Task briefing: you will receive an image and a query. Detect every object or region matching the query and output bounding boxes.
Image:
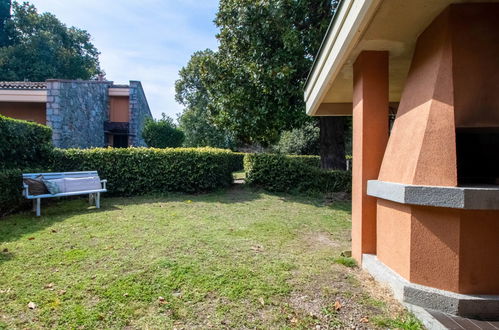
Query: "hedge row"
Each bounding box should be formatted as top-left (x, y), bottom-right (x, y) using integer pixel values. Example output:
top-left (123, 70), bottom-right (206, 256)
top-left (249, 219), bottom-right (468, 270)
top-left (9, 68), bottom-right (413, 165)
top-left (287, 155), bottom-right (321, 168)
top-left (49, 147), bottom-right (235, 195)
top-left (0, 115), bottom-right (52, 169)
top-left (244, 153), bottom-right (351, 194)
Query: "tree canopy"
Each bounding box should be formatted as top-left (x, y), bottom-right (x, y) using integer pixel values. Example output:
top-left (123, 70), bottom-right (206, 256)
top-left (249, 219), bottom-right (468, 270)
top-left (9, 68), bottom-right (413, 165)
top-left (186, 0), bottom-right (337, 146)
top-left (0, 1), bottom-right (101, 81)
top-left (176, 50), bottom-right (235, 149)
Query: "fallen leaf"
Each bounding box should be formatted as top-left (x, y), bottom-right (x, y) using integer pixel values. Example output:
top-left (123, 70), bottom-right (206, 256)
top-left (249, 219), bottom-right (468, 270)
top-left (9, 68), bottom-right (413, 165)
top-left (44, 283), bottom-right (54, 289)
top-left (28, 237), bottom-right (35, 241)
top-left (250, 245), bottom-right (264, 252)
top-left (28, 302), bottom-right (36, 309)
top-left (360, 316), bottom-right (369, 323)
top-left (334, 300), bottom-right (342, 311)
top-left (258, 297), bottom-right (265, 306)
top-left (290, 317), bottom-right (298, 324)
top-left (2, 248), bottom-right (8, 253)
top-left (123, 293), bottom-right (129, 297)
top-left (58, 290), bottom-right (66, 295)
top-left (51, 229), bottom-right (57, 233)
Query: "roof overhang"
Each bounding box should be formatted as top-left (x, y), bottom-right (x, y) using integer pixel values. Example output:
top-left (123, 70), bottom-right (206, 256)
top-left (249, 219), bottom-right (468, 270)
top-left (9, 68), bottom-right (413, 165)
top-left (304, 0), bottom-right (499, 116)
top-left (0, 89), bottom-right (47, 103)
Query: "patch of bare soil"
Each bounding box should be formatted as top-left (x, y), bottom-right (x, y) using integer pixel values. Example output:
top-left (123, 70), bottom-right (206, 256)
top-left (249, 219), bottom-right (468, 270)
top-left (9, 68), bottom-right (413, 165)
top-left (287, 265), bottom-right (409, 329)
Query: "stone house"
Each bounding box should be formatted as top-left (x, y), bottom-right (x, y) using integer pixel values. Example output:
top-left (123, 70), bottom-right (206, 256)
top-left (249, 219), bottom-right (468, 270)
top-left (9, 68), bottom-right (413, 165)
top-left (0, 79), bottom-right (152, 148)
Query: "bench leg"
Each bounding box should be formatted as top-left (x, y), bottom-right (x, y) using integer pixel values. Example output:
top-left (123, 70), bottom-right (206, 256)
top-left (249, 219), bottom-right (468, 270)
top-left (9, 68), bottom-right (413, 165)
top-left (96, 192), bottom-right (101, 209)
top-left (89, 193), bottom-right (95, 205)
top-left (35, 198), bottom-right (41, 217)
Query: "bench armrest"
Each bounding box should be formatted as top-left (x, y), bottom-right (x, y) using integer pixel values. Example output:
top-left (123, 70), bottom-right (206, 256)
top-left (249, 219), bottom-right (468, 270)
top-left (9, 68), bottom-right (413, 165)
top-left (101, 179), bottom-right (107, 190)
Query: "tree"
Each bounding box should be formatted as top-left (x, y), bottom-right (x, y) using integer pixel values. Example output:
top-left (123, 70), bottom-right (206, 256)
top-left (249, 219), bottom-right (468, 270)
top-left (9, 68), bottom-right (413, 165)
top-left (0, 1), bottom-right (101, 81)
top-left (202, 0), bottom-right (337, 147)
top-left (274, 119), bottom-right (319, 155)
top-left (0, 0), bottom-right (10, 46)
top-left (142, 114), bottom-right (185, 148)
top-left (176, 50), bottom-right (235, 149)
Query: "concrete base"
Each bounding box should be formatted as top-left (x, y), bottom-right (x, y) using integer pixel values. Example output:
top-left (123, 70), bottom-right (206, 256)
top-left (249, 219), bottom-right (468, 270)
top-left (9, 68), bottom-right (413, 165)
top-left (362, 254), bottom-right (499, 321)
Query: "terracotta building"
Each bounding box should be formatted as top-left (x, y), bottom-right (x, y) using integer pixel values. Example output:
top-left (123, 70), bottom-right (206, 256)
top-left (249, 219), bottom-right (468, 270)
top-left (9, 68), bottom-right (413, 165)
top-left (305, 0), bottom-right (499, 325)
top-left (0, 79), bottom-right (152, 148)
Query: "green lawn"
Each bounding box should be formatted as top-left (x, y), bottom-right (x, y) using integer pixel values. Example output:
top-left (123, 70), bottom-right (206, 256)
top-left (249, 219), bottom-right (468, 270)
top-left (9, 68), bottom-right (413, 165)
top-left (0, 186), bottom-right (421, 329)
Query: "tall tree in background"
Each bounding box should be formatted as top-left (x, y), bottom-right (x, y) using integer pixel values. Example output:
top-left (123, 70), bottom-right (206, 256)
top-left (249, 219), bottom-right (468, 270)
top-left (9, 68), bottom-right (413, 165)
top-left (175, 50), bottom-right (235, 149)
top-left (0, 1), bottom-right (101, 81)
top-left (0, 0), bottom-right (10, 46)
top-left (178, 0), bottom-right (347, 169)
top-left (205, 0), bottom-right (337, 147)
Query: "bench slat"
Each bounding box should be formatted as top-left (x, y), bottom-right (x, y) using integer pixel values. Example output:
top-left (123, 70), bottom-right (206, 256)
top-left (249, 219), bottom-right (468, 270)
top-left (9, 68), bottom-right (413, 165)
top-left (25, 189), bottom-right (107, 199)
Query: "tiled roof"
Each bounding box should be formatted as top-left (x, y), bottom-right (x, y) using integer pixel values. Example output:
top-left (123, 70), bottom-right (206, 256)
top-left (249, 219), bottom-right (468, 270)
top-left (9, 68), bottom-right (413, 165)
top-left (0, 81), bottom-right (47, 90)
top-left (111, 84), bottom-right (129, 88)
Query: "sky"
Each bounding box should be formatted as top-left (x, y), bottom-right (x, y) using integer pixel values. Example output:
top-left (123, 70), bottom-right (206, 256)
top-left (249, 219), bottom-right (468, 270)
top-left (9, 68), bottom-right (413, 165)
top-left (28, 0), bottom-right (220, 120)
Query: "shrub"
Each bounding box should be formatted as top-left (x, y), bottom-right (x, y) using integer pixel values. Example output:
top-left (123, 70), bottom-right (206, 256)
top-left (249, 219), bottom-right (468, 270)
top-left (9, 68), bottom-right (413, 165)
top-left (0, 115), bottom-right (52, 169)
top-left (50, 147), bottom-right (235, 195)
top-left (287, 155), bottom-right (321, 168)
top-left (0, 169), bottom-right (24, 217)
top-left (244, 153), bottom-right (351, 194)
top-left (274, 121), bottom-right (319, 155)
top-left (142, 114), bottom-right (185, 148)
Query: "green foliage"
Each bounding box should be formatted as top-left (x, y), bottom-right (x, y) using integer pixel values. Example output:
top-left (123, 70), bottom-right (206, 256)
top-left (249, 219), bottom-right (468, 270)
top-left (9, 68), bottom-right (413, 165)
top-left (0, 1), bottom-right (101, 81)
top-left (244, 153), bottom-right (351, 194)
top-left (333, 257), bottom-right (357, 268)
top-left (142, 114), bottom-right (185, 148)
top-left (0, 115), bottom-right (52, 169)
top-left (177, 0), bottom-right (337, 145)
top-left (372, 315), bottom-right (423, 330)
top-left (274, 120), bottom-right (320, 155)
top-left (0, 168), bottom-right (24, 216)
top-left (287, 155), bottom-right (321, 168)
top-left (50, 147), bottom-right (235, 195)
top-left (0, 0), bottom-right (10, 46)
top-left (176, 50), bottom-right (235, 149)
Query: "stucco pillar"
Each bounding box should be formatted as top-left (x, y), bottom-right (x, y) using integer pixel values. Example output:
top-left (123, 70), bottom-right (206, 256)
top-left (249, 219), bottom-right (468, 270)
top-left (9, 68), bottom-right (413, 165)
top-left (351, 51), bottom-right (389, 263)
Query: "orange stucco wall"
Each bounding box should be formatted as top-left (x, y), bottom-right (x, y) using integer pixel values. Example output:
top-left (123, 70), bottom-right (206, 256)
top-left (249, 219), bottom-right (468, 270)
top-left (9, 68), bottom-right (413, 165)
top-left (0, 102), bottom-right (46, 125)
top-left (459, 210), bottom-right (499, 294)
top-left (351, 51), bottom-right (389, 263)
top-left (109, 96), bottom-right (129, 122)
top-left (376, 200), bottom-right (411, 280)
top-left (377, 7), bottom-right (456, 187)
top-left (374, 4), bottom-right (499, 295)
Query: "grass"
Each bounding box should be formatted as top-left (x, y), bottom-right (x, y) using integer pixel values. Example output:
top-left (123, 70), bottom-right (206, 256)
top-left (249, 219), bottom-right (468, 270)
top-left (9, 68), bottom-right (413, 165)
top-left (0, 185), bottom-right (422, 329)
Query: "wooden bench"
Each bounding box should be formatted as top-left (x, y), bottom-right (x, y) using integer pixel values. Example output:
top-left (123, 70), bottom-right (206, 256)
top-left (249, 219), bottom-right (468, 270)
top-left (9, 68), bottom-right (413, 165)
top-left (22, 171), bottom-right (107, 217)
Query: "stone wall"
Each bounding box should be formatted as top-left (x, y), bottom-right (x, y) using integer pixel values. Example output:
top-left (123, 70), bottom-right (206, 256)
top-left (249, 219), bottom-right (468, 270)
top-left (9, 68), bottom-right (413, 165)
top-left (46, 80), bottom-right (112, 148)
top-left (129, 81), bottom-right (152, 146)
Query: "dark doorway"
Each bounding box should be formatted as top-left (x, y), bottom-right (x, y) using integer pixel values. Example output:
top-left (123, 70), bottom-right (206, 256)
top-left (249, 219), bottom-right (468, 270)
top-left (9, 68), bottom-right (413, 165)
top-left (456, 128), bottom-right (499, 185)
top-left (113, 135), bottom-right (129, 148)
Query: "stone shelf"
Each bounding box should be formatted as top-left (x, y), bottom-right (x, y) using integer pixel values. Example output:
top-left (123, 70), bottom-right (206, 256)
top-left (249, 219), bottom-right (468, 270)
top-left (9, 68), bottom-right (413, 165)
top-left (367, 180), bottom-right (499, 210)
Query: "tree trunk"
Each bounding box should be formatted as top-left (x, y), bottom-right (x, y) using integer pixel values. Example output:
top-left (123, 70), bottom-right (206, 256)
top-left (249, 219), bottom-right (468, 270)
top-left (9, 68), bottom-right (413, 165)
top-left (319, 116), bottom-right (346, 170)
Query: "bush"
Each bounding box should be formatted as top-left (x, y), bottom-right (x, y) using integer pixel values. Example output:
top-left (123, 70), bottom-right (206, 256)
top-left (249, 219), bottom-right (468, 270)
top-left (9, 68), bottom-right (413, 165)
top-left (0, 169), bottom-right (25, 216)
top-left (287, 155), bottom-right (321, 168)
top-left (0, 115), bottom-right (52, 169)
top-left (50, 147), bottom-right (235, 195)
top-left (274, 121), bottom-right (319, 155)
top-left (244, 153), bottom-right (351, 194)
top-left (142, 114), bottom-right (185, 148)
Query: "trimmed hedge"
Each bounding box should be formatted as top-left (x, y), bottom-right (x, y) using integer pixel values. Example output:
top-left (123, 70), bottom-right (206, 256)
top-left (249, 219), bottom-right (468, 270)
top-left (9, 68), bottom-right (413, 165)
top-left (244, 153), bottom-right (351, 194)
top-left (287, 155), bottom-right (321, 168)
top-left (0, 115), bottom-right (52, 169)
top-left (50, 147), bottom-right (235, 195)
